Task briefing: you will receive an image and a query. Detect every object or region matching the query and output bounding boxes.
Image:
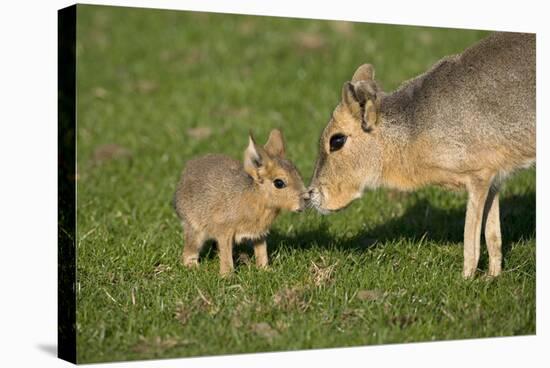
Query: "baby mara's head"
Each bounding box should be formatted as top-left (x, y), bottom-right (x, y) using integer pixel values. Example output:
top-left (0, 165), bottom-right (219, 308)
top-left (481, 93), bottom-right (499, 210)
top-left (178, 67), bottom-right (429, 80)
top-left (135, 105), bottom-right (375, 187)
top-left (244, 129), bottom-right (307, 212)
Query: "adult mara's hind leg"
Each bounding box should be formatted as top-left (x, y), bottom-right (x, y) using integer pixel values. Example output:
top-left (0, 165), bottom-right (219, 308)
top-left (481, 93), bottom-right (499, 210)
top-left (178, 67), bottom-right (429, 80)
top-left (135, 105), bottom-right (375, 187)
top-left (483, 185), bottom-right (502, 276)
top-left (463, 176), bottom-right (492, 278)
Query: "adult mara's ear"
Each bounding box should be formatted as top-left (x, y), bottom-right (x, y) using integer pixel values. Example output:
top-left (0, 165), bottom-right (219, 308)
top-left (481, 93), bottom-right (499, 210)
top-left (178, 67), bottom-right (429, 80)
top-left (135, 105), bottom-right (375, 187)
top-left (341, 79), bottom-right (380, 132)
top-left (342, 81), bottom-right (362, 118)
top-left (244, 133), bottom-right (270, 182)
top-left (355, 80), bottom-right (380, 131)
top-left (264, 129), bottom-right (286, 158)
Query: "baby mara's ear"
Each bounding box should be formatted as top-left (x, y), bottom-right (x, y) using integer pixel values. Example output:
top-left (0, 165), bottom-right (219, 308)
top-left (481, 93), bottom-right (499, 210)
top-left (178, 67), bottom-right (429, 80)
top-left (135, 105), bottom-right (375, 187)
top-left (351, 63), bottom-right (375, 83)
top-left (244, 133), bottom-right (272, 183)
top-left (264, 129), bottom-right (285, 158)
top-left (342, 63), bottom-right (381, 132)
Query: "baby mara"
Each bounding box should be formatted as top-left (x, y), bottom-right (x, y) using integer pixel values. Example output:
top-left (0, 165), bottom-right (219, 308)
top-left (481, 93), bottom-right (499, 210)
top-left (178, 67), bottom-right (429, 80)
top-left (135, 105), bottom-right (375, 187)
top-left (174, 129), bottom-right (307, 276)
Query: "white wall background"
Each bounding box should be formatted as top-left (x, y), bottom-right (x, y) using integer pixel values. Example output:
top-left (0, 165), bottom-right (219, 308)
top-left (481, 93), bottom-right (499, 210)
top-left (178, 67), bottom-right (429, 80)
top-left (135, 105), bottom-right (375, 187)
top-left (0, 0), bottom-right (547, 367)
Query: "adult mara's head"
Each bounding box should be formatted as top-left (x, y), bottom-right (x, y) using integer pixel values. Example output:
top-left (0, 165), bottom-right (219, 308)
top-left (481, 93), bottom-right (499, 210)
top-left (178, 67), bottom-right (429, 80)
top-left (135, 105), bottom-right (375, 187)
top-left (309, 64), bottom-right (384, 213)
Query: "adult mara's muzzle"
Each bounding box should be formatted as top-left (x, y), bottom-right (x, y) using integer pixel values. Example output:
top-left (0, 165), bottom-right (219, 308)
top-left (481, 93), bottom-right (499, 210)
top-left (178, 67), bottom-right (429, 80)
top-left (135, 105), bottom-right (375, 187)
top-left (306, 186), bottom-right (333, 215)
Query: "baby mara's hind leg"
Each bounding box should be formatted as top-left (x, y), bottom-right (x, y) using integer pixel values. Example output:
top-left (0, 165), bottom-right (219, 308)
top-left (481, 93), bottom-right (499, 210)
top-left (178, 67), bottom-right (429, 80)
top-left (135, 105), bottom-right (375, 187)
top-left (217, 233), bottom-right (235, 277)
top-left (181, 222), bottom-right (206, 268)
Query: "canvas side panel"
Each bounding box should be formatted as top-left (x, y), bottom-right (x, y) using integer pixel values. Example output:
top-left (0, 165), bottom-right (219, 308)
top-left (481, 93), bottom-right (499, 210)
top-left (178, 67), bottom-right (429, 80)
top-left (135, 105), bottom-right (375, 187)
top-left (58, 4), bottom-right (77, 364)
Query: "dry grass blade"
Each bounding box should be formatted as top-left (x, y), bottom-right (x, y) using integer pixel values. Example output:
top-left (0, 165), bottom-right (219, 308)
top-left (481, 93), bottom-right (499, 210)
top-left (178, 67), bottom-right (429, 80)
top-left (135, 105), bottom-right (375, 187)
top-left (132, 336), bottom-right (192, 354)
top-left (296, 31), bottom-right (326, 50)
top-left (273, 286), bottom-right (309, 312)
top-left (356, 289), bottom-right (384, 302)
top-left (153, 264), bottom-right (171, 277)
top-left (92, 86), bottom-right (108, 98)
top-left (310, 256), bottom-right (338, 286)
top-left (389, 315), bottom-right (418, 328)
top-left (341, 308), bottom-right (366, 322)
top-left (175, 288), bottom-right (220, 327)
top-left (186, 126), bottom-right (212, 140)
top-left (329, 21), bottom-right (354, 35)
top-left (174, 302), bottom-right (193, 325)
top-left (92, 144), bottom-right (132, 165)
top-left (195, 286), bottom-right (212, 306)
top-left (135, 79), bottom-right (158, 94)
top-left (251, 322), bottom-right (280, 343)
top-left (103, 289), bottom-right (120, 305)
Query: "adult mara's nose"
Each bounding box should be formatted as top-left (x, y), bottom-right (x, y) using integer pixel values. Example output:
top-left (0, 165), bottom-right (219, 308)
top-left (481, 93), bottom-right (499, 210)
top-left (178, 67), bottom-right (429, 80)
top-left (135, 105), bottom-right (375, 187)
top-left (307, 187), bottom-right (318, 198)
top-left (296, 190), bottom-right (310, 211)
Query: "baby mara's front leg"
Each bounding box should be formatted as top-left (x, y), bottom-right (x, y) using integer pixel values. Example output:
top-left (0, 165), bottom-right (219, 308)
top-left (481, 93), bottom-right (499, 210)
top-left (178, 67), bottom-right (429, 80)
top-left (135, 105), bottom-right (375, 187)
top-left (253, 238), bottom-right (269, 268)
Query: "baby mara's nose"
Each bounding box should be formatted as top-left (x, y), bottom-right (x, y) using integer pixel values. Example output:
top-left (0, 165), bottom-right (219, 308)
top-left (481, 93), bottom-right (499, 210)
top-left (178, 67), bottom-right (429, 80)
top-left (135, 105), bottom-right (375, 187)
top-left (296, 189), bottom-right (315, 211)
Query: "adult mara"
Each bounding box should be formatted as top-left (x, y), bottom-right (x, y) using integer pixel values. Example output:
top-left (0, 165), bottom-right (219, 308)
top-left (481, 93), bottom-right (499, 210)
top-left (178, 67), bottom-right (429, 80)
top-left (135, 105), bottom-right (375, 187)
top-left (308, 32), bottom-right (535, 278)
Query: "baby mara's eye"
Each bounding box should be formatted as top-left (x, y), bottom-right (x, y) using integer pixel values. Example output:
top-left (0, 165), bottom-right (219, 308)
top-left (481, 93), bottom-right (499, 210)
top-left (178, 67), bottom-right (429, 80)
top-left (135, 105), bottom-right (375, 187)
top-left (273, 179), bottom-right (286, 189)
top-left (329, 133), bottom-right (347, 152)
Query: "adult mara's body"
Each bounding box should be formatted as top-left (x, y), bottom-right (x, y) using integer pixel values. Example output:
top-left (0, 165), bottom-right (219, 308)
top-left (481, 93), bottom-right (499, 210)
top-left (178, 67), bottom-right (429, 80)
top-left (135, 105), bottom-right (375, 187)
top-left (308, 32), bottom-right (535, 278)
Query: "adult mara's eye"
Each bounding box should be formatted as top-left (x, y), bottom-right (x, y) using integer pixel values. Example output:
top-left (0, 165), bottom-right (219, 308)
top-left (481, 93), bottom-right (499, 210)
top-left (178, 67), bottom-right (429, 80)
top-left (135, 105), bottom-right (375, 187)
top-left (273, 179), bottom-right (286, 189)
top-left (329, 133), bottom-right (347, 152)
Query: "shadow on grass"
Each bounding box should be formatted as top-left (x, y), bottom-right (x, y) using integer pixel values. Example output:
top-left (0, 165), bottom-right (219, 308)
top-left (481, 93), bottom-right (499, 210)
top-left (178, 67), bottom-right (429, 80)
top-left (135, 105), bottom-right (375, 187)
top-left (269, 191), bottom-right (536, 259)
top-left (194, 192), bottom-right (534, 271)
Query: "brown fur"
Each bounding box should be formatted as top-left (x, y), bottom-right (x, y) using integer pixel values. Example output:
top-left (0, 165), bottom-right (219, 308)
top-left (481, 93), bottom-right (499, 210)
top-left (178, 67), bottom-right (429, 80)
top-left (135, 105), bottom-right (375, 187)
top-left (309, 32), bottom-right (535, 278)
top-left (174, 129), bottom-right (307, 276)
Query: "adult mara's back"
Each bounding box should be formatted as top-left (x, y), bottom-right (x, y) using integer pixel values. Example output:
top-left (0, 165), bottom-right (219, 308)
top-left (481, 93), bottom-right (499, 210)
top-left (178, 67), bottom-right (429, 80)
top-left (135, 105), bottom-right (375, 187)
top-left (308, 32), bottom-right (535, 278)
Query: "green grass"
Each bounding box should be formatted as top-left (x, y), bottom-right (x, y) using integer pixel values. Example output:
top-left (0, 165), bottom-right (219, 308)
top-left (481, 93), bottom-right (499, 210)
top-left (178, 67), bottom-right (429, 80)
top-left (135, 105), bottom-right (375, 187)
top-left (75, 5), bottom-right (535, 364)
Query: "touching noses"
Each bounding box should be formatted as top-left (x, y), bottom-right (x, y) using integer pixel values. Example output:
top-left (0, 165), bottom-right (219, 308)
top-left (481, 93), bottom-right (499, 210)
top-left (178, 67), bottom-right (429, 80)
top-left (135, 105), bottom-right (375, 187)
top-left (307, 187), bottom-right (319, 199)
